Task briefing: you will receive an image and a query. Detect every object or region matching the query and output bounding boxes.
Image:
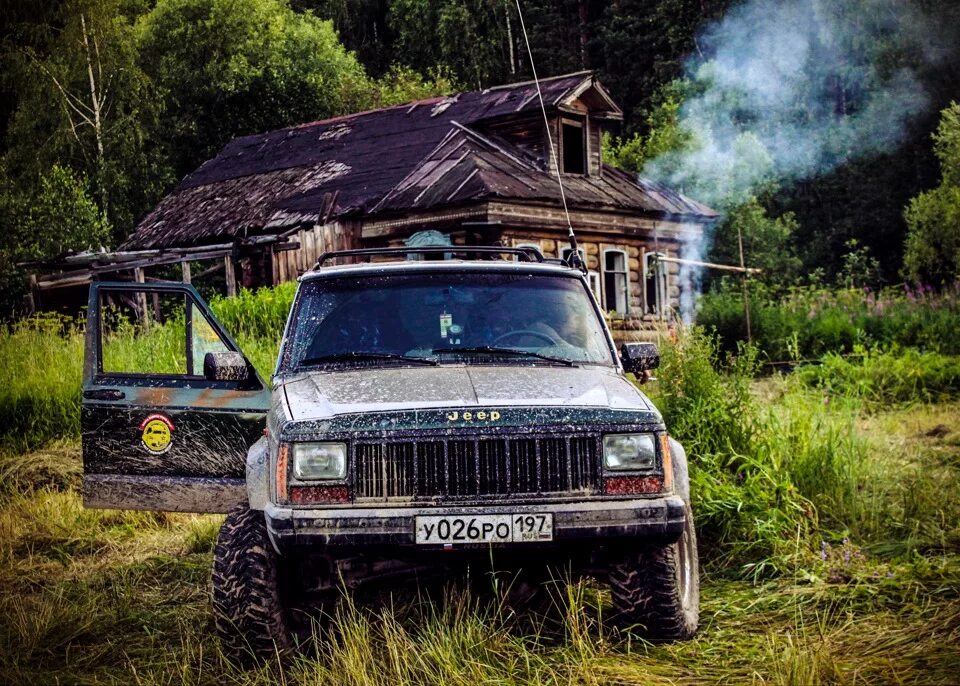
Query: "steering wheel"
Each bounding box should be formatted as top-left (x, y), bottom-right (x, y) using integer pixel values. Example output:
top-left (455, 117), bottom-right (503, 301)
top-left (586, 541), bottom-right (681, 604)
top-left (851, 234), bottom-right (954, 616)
top-left (492, 329), bottom-right (559, 347)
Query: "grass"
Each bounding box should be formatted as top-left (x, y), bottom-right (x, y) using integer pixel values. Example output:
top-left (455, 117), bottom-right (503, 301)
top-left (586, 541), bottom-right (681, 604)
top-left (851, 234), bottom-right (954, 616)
top-left (698, 282), bottom-right (960, 360)
top-left (1, 285), bottom-right (959, 681)
top-left (1, 372), bottom-right (958, 682)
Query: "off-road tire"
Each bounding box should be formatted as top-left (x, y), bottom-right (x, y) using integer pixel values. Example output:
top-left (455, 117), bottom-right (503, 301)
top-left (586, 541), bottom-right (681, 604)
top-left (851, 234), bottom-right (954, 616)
top-left (608, 512), bottom-right (699, 640)
top-left (212, 505), bottom-right (292, 666)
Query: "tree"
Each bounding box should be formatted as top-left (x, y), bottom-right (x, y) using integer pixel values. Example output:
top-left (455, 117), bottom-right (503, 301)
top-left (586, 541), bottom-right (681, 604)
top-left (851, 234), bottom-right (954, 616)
top-left (0, 163), bottom-right (111, 317)
top-left (2, 0), bottom-right (167, 241)
top-left (137, 0), bottom-right (374, 178)
top-left (388, 0), bottom-right (515, 91)
top-left (902, 102), bottom-right (960, 286)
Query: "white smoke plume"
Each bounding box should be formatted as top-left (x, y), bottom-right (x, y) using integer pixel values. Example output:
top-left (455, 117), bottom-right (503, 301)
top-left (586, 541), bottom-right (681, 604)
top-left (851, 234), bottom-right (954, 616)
top-left (642, 0), bottom-right (954, 322)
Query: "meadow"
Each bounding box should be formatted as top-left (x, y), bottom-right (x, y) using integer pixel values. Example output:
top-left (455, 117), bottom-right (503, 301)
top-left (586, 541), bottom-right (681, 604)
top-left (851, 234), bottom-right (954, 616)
top-left (0, 284), bottom-right (958, 684)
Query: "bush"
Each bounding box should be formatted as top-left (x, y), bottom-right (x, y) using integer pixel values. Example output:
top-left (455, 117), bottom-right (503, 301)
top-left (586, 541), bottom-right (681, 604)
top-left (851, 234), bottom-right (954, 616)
top-left (647, 329), bottom-right (920, 577)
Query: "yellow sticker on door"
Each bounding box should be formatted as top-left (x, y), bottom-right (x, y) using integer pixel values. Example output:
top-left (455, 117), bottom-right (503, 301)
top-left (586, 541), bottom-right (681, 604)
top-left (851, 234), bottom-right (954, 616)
top-left (140, 414), bottom-right (174, 454)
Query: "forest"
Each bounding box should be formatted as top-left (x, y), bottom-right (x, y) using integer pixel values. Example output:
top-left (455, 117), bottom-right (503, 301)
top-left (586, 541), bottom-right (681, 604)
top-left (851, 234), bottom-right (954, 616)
top-left (1, 0), bottom-right (960, 316)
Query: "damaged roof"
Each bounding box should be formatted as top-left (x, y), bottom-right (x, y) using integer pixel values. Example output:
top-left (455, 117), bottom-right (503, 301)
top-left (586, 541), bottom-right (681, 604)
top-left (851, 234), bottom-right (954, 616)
top-left (123, 71), bottom-right (716, 250)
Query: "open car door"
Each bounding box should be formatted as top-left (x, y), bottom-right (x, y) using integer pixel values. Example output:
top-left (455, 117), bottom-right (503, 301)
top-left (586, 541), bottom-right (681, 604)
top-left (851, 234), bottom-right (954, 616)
top-left (81, 282), bottom-right (270, 513)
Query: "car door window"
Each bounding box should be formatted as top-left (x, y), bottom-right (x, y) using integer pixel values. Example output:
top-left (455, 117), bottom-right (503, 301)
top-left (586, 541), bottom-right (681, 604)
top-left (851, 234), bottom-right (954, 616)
top-left (98, 287), bottom-right (233, 377)
top-left (100, 289), bottom-right (189, 375)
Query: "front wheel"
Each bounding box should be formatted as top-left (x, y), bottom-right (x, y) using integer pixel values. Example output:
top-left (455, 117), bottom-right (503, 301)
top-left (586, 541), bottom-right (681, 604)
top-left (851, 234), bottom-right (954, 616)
top-left (211, 505), bottom-right (293, 665)
top-left (608, 512), bottom-right (699, 640)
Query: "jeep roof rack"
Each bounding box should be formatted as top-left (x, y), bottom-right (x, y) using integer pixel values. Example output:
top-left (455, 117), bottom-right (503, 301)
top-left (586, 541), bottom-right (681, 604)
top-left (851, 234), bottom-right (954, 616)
top-left (312, 245), bottom-right (545, 269)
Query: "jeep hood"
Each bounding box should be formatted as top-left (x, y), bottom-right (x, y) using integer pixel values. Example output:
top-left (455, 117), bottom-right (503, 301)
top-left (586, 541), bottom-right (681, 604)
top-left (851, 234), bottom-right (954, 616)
top-left (280, 365), bottom-right (655, 422)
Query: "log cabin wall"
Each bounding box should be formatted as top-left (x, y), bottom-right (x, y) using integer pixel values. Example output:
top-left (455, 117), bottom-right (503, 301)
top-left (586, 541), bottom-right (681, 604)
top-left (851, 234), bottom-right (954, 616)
top-left (507, 230), bottom-right (685, 336)
top-left (271, 220), bottom-right (355, 283)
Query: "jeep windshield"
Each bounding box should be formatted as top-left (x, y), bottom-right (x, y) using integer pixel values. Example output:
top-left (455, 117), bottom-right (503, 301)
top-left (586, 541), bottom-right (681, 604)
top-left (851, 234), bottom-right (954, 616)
top-left (282, 271), bottom-right (615, 370)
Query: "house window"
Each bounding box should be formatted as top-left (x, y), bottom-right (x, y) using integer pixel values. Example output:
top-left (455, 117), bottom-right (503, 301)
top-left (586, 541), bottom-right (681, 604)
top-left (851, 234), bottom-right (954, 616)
top-left (587, 271), bottom-right (601, 303)
top-left (644, 252), bottom-right (668, 316)
top-left (603, 249), bottom-right (629, 315)
top-left (561, 118), bottom-right (586, 174)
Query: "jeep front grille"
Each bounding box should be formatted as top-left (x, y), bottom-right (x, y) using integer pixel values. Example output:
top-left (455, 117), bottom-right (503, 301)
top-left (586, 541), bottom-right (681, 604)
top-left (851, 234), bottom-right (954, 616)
top-left (354, 435), bottom-right (600, 501)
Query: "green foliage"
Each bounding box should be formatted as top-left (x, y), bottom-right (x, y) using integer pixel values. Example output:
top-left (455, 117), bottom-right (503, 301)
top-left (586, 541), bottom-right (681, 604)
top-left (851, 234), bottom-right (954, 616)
top-left (0, 164), bottom-right (111, 318)
top-left (137, 0), bottom-right (373, 176)
top-left (799, 347), bottom-right (960, 405)
top-left (23, 165), bottom-right (112, 256)
top-left (698, 282), bottom-right (960, 360)
top-left (372, 65), bottom-right (460, 108)
top-left (207, 282), bottom-right (295, 341)
top-left (0, 316), bottom-right (85, 453)
top-left (387, 0), bottom-right (513, 91)
top-left (602, 90), bottom-right (692, 173)
top-left (650, 330), bottom-right (815, 576)
top-left (651, 328), bottom-right (960, 577)
top-left (708, 198), bottom-right (802, 289)
top-left (903, 102), bottom-right (960, 286)
top-left (2, 0), bottom-right (169, 238)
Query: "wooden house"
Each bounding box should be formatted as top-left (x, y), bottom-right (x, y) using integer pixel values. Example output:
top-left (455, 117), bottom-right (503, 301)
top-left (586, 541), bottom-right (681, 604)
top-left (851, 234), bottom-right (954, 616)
top-left (37, 72), bottom-right (717, 333)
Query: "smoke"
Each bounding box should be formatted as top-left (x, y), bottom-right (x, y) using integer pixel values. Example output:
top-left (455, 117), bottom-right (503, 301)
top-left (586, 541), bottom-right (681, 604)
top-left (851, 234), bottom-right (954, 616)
top-left (641, 0), bottom-right (954, 322)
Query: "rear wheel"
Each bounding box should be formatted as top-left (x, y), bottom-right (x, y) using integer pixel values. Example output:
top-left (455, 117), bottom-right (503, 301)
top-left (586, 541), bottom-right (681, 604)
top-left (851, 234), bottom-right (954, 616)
top-left (608, 512), bottom-right (699, 640)
top-left (212, 505), bottom-right (293, 665)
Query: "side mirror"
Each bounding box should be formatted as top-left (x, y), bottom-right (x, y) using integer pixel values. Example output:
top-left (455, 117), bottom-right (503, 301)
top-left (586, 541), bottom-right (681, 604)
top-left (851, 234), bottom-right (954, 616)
top-left (620, 342), bottom-right (660, 375)
top-left (203, 351), bottom-right (250, 382)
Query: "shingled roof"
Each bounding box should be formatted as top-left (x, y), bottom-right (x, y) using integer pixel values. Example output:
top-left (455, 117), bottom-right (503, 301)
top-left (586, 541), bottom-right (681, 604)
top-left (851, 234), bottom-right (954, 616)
top-left (123, 72), bottom-right (716, 250)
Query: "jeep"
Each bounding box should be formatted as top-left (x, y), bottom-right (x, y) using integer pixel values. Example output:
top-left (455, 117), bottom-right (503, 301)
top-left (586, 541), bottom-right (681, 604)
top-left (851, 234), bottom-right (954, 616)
top-left (81, 246), bottom-right (698, 663)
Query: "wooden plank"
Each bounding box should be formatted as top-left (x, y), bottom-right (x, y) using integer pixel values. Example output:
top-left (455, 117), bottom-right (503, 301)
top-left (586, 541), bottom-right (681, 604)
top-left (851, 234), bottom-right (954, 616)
top-left (657, 256), bottom-right (762, 274)
top-left (181, 261), bottom-right (191, 284)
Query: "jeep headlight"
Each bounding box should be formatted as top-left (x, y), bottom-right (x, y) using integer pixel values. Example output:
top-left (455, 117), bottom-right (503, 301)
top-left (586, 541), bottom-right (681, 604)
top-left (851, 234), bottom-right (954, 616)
top-left (292, 442), bottom-right (347, 480)
top-left (603, 433), bottom-right (657, 471)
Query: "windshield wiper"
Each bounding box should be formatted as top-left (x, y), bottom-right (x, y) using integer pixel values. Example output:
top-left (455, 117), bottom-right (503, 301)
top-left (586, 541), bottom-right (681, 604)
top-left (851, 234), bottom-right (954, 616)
top-left (432, 346), bottom-right (574, 366)
top-left (300, 351), bottom-right (439, 366)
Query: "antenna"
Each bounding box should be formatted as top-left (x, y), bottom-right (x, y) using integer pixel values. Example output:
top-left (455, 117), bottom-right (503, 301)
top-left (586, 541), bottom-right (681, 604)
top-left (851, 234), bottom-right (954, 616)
top-left (514, 0), bottom-right (586, 274)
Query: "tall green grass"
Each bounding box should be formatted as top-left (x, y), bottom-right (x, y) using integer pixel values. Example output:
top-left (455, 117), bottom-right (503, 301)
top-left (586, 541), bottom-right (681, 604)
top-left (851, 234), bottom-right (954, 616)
top-left (698, 281), bottom-right (960, 360)
top-left (799, 346), bottom-right (960, 404)
top-left (0, 316), bottom-right (84, 453)
top-left (649, 329), bottom-right (960, 577)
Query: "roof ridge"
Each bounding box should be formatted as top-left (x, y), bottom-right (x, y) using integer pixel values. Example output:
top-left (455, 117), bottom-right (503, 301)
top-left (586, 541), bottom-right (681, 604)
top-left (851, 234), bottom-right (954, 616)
top-left (480, 70), bottom-right (592, 93)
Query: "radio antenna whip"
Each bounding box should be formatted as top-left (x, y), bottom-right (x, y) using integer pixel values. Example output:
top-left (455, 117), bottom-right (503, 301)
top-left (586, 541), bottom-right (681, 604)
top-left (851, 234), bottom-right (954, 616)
top-left (514, 0), bottom-right (585, 273)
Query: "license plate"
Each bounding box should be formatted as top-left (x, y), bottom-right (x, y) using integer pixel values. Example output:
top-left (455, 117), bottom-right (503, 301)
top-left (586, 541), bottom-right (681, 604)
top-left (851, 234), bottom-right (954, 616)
top-left (415, 513), bottom-right (554, 544)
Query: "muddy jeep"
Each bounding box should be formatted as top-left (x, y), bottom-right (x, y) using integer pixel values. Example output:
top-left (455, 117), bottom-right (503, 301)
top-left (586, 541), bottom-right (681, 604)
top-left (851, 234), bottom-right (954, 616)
top-left (81, 246), bottom-right (698, 662)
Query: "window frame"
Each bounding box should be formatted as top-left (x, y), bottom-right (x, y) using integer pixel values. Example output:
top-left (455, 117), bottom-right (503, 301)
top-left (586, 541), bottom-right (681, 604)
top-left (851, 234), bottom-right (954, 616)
top-left (644, 251), bottom-right (669, 317)
top-left (560, 117), bottom-right (587, 175)
top-left (602, 248), bottom-right (630, 316)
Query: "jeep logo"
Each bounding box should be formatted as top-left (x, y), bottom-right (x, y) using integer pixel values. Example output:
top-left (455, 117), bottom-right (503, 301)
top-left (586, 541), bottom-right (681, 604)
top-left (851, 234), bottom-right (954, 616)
top-left (446, 410), bottom-right (501, 422)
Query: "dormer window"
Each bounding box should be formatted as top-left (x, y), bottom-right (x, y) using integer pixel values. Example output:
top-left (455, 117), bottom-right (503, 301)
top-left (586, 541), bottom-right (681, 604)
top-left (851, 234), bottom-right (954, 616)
top-left (561, 118), bottom-right (586, 174)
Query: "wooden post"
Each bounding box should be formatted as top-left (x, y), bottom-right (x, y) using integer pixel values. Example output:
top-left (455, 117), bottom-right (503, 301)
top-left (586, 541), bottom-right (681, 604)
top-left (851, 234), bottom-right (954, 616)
top-left (133, 267), bottom-right (149, 327)
top-left (181, 260), bottom-right (192, 284)
top-left (27, 274), bottom-right (39, 314)
top-left (736, 226), bottom-right (752, 344)
top-left (224, 255), bottom-right (236, 297)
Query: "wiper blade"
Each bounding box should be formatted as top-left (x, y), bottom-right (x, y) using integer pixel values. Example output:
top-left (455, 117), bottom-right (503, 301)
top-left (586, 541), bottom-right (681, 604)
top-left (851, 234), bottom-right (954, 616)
top-left (300, 351), bottom-right (439, 366)
top-left (432, 346), bottom-right (574, 366)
